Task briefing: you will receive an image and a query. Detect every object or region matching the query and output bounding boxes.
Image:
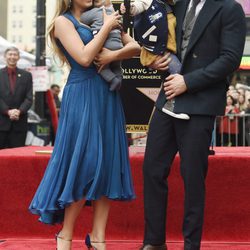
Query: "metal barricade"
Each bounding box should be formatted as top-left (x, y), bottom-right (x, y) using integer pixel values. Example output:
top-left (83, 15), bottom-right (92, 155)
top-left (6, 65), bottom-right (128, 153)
top-left (129, 114), bottom-right (250, 147)
top-left (214, 114), bottom-right (250, 146)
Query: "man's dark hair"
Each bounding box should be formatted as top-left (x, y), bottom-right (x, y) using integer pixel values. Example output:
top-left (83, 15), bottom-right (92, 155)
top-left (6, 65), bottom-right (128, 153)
top-left (51, 84), bottom-right (60, 89)
top-left (4, 46), bottom-right (20, 56)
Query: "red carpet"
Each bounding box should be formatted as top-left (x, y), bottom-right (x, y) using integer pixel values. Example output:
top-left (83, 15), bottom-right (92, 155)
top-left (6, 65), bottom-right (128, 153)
top-left (1, 239), bottom-right (250, 250)
top-left (0, 146), bottom-right (250, 245)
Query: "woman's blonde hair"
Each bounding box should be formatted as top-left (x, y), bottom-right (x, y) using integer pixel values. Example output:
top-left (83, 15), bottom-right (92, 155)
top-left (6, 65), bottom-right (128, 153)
top-left (47, 0), bottom-right (72, 64)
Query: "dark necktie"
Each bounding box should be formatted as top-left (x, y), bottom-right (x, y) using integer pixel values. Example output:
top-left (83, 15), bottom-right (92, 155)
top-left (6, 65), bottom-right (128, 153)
top-left (184, 0), bottom-right (201, 30)
top-left (8, 69), bottom-right (16, 94)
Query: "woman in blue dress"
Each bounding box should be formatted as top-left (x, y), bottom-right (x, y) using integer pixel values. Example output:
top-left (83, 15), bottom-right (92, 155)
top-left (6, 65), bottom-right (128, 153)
top-left (29, 0), bottom-right (140, 249)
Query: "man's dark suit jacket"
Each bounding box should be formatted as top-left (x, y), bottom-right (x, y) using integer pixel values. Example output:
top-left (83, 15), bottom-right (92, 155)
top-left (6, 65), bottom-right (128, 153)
top-left (155, 0), bottom-right (246, 116)
top-left (0, 67), bottom-right (33, 131)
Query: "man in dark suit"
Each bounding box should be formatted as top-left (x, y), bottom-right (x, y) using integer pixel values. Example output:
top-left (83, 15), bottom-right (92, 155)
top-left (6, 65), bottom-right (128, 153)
top-left (50, 84), bottom-right (61, 113)
top-left (141, 0), bottom-right (246, 249)
top-left (0, 47), bottom-right (33, 149)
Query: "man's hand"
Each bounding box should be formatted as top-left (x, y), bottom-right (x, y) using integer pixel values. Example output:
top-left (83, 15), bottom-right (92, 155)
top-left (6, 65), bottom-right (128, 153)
top-left (8, 109), bottom-right (21, 121)
top-left (14, 109), bottom-right (21, 120)
top-left (120, 3), bottom-right (126, 14)
top-left (7, 110), bottom-right (15, 120)
top-left (163, 74), bottom-right (187, 100)
top-left (148, 53), bottom-right (171, 71)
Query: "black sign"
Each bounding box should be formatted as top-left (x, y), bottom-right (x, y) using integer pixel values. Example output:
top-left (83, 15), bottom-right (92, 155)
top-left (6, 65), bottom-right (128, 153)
top-left (120, 58), bottom-right (162, 132)
top-left (113, 1), bottom-right (163, 132)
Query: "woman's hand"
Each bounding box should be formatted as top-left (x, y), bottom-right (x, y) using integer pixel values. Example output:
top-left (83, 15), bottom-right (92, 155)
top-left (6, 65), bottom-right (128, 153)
top-left (95, 32), bottom-right (140, 72)
top-left (148, 53), bottom-right (171, 71)
top-left (95, 48), bottom-right (115, 72)
top-left (120, 3), bottom-right (126, 14)
top-left (103, 8), bottom-right (122, 31)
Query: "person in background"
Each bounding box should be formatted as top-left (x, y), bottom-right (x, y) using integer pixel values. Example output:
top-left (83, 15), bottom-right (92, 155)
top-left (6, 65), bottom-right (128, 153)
top-left (48, 84), bottom-right (61, 145)
top-left (238, 93), bottom-right (247, 113)
top-left (0, 47), bottom-right (33, 149)
top-left (246, 99), bottom-right (250, 146)
top-left (238, 88), bottom-right (246, 97)
top-left (231, 90), bottom-right (240, 103)
top-left (246, 98), bottom-right (250, 114)
top-left (237, 93), bottom-right (248, 146)
top-left (50, 84), bottom-right (61, 113)
top-left (220, 95), bottom-right (240, 146)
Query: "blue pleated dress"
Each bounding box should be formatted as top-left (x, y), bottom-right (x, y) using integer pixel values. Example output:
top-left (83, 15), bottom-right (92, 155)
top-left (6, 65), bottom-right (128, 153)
top-left (29, 12), bottom-right (135, 225)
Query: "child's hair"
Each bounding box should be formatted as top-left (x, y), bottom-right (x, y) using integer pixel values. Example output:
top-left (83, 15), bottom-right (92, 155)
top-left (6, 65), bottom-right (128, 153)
top-left (93, 0), bottom-right (105, 7)
top-left (167, 0), bottom-right (175, 5)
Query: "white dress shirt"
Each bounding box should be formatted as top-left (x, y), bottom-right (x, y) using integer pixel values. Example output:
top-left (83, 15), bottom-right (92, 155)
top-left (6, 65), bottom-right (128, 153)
top-left (187, 0), bottom-right (206, 16)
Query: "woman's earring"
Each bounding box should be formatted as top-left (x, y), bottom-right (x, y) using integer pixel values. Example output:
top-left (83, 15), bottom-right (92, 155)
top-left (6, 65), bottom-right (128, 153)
top-left (68, 0), bottom-right (72, 8)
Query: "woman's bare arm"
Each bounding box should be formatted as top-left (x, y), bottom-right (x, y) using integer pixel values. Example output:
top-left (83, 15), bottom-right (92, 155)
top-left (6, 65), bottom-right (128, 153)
top-left (113, 32), bottom-right (141, 60)
top-left (95, 32), bottom-right (141, 67)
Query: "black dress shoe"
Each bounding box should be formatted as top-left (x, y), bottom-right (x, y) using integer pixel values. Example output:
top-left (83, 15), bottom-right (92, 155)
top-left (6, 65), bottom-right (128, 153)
top-left (139, 244), bottom-right (167, 250)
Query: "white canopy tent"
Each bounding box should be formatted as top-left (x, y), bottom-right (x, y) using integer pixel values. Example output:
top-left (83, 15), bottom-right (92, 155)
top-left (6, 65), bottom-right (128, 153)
top-left (0, 36), bottom-right (36, 69)
top-left (0, 36), bottom-right (51, 69)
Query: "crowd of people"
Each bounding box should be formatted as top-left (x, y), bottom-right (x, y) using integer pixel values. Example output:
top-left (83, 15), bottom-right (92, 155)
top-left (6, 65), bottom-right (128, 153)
top-left (217, 84), bottom-right (250, 146)
top-left (227, 84), bottom-right (250, 113)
